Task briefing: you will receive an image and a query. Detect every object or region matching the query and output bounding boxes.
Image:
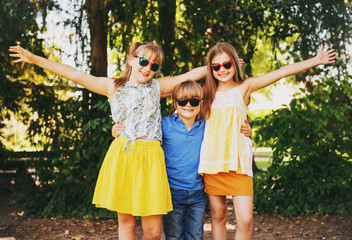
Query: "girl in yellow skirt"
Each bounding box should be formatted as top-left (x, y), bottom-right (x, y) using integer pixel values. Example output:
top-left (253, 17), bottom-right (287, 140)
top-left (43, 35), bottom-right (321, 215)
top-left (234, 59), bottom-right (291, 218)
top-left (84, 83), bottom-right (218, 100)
top-left (200, 42), bottom-right (336, 239)
top-left (9, 42), bottom-right (207, 239)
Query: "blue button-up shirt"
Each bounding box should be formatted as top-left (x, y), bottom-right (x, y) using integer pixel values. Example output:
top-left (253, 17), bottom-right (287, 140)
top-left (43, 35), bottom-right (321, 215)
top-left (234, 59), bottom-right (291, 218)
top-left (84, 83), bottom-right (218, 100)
top-left (161, 114), bottom-right (205, 190)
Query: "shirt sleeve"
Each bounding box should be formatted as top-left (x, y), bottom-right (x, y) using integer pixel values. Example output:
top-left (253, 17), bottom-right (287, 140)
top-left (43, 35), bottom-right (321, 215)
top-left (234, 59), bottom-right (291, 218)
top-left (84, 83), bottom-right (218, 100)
top-left (161, 117), bottom-right (168, 139)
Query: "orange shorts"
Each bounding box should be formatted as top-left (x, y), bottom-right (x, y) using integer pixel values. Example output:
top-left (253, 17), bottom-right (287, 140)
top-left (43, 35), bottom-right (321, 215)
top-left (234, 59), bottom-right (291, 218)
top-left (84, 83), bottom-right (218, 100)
top-left (204, 171), bottom-right (253, 196)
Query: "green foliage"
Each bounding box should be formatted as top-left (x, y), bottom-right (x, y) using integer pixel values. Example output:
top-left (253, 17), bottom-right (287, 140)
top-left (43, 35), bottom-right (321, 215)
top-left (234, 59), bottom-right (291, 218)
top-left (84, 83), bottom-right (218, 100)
top-left (2, 0), bottom-right (352, 218)
top-left (17, 88), bottom-right (116, 218)
top-left (264, 1), bottom-right (352, 80)
top-left (253, 76), bottom-right (352, 216)
top-left (0, 0), bottom-right (46, 148)
top-left (254, 156), bottom-right (352, 216)
top-left (174, 0), bottom-right (275, 76)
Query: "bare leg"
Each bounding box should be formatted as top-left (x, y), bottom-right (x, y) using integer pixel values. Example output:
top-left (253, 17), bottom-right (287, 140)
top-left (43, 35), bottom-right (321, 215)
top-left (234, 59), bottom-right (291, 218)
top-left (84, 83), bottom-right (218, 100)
top-left (141, 215), bottom-right (162, 240)
top-left (208, 194), bottom-right (227, 240)
top-left (232, 196), bottom-right (253, 240)
top-left (118, 212), bottom-right (136, 240)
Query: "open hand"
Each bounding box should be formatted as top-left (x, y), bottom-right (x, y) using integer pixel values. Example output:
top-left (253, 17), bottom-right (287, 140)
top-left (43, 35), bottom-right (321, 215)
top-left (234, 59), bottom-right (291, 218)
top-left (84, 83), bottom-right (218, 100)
top-left (315, 44), bottom-right (337, 65)
top-left (9, 45), bottom-right (35, 64)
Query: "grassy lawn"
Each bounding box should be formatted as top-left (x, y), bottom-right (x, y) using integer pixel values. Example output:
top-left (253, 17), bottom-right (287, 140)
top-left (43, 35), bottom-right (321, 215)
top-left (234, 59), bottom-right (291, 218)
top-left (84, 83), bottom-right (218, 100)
top-left (254, 147), bottom-right (272, 170)
top-left (255, 160), bottom-right (271, 170)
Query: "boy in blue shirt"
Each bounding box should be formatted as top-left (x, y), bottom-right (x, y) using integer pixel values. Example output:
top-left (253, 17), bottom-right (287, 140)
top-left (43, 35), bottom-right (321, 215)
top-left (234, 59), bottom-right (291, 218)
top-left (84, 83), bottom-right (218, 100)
top-left (161, 81), bottom-right (206, 239)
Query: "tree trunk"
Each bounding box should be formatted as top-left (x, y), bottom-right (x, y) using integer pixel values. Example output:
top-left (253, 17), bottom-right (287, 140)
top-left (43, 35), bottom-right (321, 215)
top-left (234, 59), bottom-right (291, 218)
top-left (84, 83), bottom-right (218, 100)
top-left (85, 0), bottom-right (108, 77)
top-left (158, 0), bottom-right (176, 75)
top-left (83, 0), bottom-right (108, 117)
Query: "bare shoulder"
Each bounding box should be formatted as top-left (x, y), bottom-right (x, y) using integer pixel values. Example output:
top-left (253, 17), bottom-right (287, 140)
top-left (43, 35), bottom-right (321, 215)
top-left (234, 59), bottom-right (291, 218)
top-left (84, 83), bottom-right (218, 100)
top-left (238, 77), bottom-right (252, 91)
top-left (156, 76), bottom-right (176, 95)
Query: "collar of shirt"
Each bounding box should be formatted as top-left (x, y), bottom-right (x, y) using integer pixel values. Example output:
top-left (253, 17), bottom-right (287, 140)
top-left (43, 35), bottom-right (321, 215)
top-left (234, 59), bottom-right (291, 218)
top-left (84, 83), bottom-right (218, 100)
top-left (171, 113), bottom-right (203, 129)
top-left (125, 79), bottom-right (153, 88)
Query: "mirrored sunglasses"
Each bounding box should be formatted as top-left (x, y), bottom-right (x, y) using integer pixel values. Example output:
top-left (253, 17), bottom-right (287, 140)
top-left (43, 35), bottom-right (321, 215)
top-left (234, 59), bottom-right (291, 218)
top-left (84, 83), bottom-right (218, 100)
top-left (176, 98), bottom-right (201, 107)
top-left (211, 60), bottom-right (233, 72)
top-left (135, 56), bottom-right (160, 72)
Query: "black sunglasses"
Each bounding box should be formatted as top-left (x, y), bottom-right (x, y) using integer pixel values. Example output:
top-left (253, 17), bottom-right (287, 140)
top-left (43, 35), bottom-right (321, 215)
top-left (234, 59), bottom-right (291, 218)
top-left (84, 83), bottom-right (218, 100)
top-left (135, 56), bottom-right (160, 72)
top-left (211, 60), bottom-right (233, 72)
top-left (176, 98), bottom-right (201, 107)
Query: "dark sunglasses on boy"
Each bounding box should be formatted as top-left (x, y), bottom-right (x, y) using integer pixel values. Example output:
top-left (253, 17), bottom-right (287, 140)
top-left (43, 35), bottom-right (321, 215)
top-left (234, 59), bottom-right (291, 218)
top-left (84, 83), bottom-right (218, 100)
top-left (211, 60), bottom-right (233, 72)
top-left (176, 98), bottom-right (202, 107)
top-left (135, 56), bottom-right (160, 72)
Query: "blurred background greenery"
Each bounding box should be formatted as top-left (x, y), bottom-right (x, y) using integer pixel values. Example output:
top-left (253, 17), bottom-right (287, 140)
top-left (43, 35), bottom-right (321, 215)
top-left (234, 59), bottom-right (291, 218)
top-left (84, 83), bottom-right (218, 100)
top-left (1, 0), bottom-right (351, 218)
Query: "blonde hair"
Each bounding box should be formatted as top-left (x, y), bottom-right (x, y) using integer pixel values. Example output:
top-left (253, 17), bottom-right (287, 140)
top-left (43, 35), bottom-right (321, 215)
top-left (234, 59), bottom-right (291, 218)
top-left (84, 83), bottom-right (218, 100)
top-left (170, 81), bottom-right (204, 121)
top-left (113, 42), bottom-right (164, 89)
top-left (203, 42), bottom-right (244, 120)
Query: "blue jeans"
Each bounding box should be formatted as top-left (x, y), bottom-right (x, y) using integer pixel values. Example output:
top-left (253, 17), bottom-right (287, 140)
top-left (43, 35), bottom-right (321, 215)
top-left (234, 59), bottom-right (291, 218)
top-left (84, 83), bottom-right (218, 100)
top-left (163, 188), bottom-right (207, 240)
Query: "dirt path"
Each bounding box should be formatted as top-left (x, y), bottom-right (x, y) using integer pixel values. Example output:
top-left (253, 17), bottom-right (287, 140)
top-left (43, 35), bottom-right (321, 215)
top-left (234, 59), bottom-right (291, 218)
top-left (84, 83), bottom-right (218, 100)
top-left (0, 194), bottom-right (351, 240)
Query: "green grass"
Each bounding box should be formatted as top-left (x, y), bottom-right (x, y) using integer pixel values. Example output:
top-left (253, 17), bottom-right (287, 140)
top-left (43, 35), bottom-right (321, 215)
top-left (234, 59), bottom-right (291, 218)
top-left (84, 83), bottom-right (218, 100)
top-left (254, 147), bottom-right (272, 170)
top-left (255, 160), bottom-right (271, 170)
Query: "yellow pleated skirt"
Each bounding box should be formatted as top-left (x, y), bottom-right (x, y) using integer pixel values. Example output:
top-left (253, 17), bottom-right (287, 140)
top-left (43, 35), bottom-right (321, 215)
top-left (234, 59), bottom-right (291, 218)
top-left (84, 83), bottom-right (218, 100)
top-left (92, 137), bottom-right (173, 216)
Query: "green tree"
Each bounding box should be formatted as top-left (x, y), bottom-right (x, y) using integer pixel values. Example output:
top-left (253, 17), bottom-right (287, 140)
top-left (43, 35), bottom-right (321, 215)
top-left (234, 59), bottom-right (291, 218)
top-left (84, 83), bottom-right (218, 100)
top-left (3, 0), bottom-right (352, 217)
top-left (264, 1), bottom-right (351, 83)
top-left (253, 77), bottom-right (352, 216)
top-left (0, 0), bottom-right (48, 161)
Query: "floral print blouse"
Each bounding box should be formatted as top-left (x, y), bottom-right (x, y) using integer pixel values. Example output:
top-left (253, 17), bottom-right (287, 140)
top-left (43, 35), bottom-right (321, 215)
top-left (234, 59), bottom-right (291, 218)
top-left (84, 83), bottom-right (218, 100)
top-left (109, 78), bottom-right (162, 151)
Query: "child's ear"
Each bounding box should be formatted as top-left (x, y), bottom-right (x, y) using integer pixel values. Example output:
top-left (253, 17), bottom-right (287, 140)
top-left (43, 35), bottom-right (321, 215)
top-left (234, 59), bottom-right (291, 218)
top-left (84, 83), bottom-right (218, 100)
top-left (128, 56), bottom-right (134, 65)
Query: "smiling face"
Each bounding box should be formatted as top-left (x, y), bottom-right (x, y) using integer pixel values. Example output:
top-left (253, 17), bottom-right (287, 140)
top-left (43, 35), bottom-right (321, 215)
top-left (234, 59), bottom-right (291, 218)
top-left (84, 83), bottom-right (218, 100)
top-left (174, 97), bottom-right (202, 123)
top-left (170, 81), bottom-right (204, 123)
top-left (129, 50), bottom-right (160, 84)
top-left (211, 52), bottom-right (236, 89)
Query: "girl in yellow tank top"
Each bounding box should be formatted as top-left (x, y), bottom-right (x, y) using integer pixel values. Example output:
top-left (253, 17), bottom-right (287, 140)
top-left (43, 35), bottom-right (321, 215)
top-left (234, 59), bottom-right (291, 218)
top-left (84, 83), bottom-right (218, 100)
top-left (201, 42), bottom-right (336, 239)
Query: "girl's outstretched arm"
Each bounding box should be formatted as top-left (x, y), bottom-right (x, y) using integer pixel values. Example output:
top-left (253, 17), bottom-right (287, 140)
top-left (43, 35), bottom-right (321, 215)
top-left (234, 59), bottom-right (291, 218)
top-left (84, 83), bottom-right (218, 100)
top-left (158, 66), bottom-right (207, 95)
top-left (243, 44), bottom-right (336, 103)
top-left (9, 45), bottom-right (115, 97)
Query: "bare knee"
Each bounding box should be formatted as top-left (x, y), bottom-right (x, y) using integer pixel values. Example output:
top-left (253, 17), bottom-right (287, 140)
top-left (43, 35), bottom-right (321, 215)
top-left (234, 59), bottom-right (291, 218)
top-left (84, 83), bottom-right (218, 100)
top-left (211, 204), bottom-right (227, 222)
top-left (118, 213), bottom-right (136, 235)
top-left (237, 213), bottom-right (253, 231)
top-left (209, 195), bottom-right (227, 223)
top-left (143, 225), bottom-right (161, 240)
top-left (141, 215), bottom-right (162, 240)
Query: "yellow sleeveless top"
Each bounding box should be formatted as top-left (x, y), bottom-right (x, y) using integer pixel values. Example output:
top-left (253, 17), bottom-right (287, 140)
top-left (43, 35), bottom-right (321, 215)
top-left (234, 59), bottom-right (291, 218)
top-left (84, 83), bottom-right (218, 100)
top-left (198, 86), bottom-right (253, 177)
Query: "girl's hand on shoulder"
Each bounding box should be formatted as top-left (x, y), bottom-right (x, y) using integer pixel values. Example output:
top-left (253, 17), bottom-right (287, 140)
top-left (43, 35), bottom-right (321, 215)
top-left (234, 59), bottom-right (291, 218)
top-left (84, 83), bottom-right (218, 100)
top-left (112, 121), bottom-right (125, 138)
top-left (315, 44), bottom-right (337, 65)
top-left (9, 45), bottom-right (35, 64)
top-left (240, 119), bottom-right (252, 137)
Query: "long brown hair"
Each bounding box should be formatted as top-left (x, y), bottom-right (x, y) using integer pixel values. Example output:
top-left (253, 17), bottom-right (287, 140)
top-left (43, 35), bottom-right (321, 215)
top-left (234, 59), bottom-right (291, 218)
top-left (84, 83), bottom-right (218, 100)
top-left (170, 81), bottom-right (204, 121)
top-left (113, 42), bottom-right (164, 89)
top-left (203, 42), bottom-right (244, 120)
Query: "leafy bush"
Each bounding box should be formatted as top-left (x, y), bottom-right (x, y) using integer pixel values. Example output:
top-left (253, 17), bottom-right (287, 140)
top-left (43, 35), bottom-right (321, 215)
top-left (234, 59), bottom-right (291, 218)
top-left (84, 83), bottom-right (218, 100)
top-left (254, 156), bottom-right (352, 216)
top-left (253, 77), bottom-right (352, 216)
top-left (12, 84), bottom-right (117, 218)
